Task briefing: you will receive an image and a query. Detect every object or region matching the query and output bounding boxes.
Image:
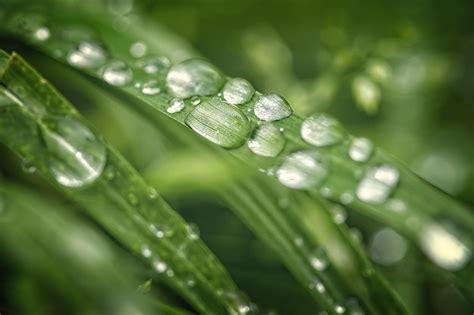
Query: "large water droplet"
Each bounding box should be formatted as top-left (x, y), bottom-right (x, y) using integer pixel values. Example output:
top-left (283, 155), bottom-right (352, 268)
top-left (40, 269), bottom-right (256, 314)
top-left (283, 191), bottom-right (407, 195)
top-left (254, 94), bottom-right (292, 121)
top-left (67, 41), bottom-right (107, 69)
top-left (356, 165), bottom-right (399, 204)
top-left (419, 223), bottom-right (471, 271)
top-left (348, 137), bottom-right (373, 162)
top-left (301, 114), bottom-right (345, 147)
top-left (222, 78), bottom-right (255, 105)
top-left (276, 151), bottom-right (329, 189)
top-left (248, 123), bottom-right (285, 157)
top-left (101, 61), bottom-right (133, 86)
top-left (185, 97), bottom-right (250, 148)
top-left (166, 59), bottom-right (224, 98)
top-left (41, 117), bottom-right (107, 188)
top-left (167, 98), bottom-right (185, 114)
top-left (369, 228), bottom-right (407, 266)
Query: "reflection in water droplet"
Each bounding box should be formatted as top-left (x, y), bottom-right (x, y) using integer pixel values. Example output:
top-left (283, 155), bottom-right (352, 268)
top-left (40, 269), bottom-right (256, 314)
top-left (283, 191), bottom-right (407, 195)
top-left (141, 79), bottom-right (161, 95)
top-left (301, 114), bottom-right (344, 147)
top-left (348, 137), bottom-right (373, 162)
top-left (166, 59), bottom-right (224, 98)
top-left (185, 97), bottom-right (250, 149)
top-left (101, 61), bottom-right (133, 86)
top-left (42, 117), bottom-right (107, 188)
top-left (222, 78), bottom-right (255, 105)
top-left (129, 41), bottom-right (147, 58)
top-left (254, 94), bottom-right (292, 121)
top-left (369, 228), bottom-right (407, 265)
top-left (248, 123), bottom-right (285, 157)
top-left (356, 165), bottom-right (399, 204)
top-left (419, 223), bottom-right (471, 271)
top-left (67, 41), bottom-right (107, 69)
top-left (167, 98), bottom-right (185, 114)
top-left (276, 151), bottom-right (328, 189)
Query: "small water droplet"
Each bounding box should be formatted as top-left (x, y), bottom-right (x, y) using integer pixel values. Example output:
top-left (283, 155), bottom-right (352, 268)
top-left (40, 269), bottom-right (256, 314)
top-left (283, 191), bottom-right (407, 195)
top-left (41, 117), bottom-right (107, 188)
top-left (167, 98), bottom-right (185, 114)
top-left (149, 224), bottom-right (165, 238)
top-left (22, 160), bottom-right (37, 173)
top-left (166, 269), bottom-right (175, 277)
top-left (166, 59), bottom-right (224, 98)
top-left (153, 259), bottom-right (167, 273)
top-left (185, 277), bottom-right (196, 287)
top-left (129, 41), bottom-right (147, 58)
top-left (335, 304), bottom-right (346, 314)
top-left (148, 187), bottom-right (158, 199)
top-left (352, 75), bottom-right (380, 114)
top-left (141, 79), bottom-right (161, 95)
top-left (141, 245), bottom-right (152, 258)
top-left (356, 165), bottom-right (399, 204)
top-left (330, 205), bottom-right (347, 224)
top-left (370, 228), bottom-right (407, 266)
top-left (340, 192), bottom-right (354, 205)
top-left (67, 41), bottom-right (107, 68)
top-left (187, 223), bottom-right (200, 240)
top-left (309, 248), bottom-right (329, 271)
top-left (104, 165), bottom-right (115, 180)
top-left (127, 192), bottom-right (138, 205)
top-left (222, 78), bottom-right (255, 105)
top-left (309, 278), bottom-right (326, 293)
top-left (190, 95), bottom-right (201, 105)
top-left (254, 94), bottom-right (292, 121)
top-left (101, 61), bottom-right (133, 86)
top-left (386, 198), bottom-right (406, 212)
top-left (301, 114), bottom-right (345, 147)
top-left (185, 97), bottom-right (250, 148)
top-left (33, 26), bottom-right (50, 41)
top-left (137, 55), bottom-right (170, 74)
top-left (248, 123), bottom-right (285, 157)
top-left (276, 151), bottom-right (329, 189)
top-left (348, 137), bottom-right (373, 162)
top-left (419, 223), bottom-right (471, 271)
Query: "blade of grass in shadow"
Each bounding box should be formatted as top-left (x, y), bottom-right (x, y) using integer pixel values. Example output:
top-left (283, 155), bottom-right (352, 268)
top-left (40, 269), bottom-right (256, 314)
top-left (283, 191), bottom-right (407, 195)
top-left (0, 50), bottom-right (255, 315)
top-left (0, 180), bottom-right (192, 315)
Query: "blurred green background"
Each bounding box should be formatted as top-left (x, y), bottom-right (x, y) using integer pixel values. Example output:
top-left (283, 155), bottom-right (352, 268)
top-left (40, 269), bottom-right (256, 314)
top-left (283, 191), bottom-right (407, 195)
top-left (1, 0), bottom-right (473, 314)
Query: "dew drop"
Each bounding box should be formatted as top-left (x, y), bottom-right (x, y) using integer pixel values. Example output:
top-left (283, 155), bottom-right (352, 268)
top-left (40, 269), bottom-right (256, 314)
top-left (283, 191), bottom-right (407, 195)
top-left (22, 160), bottom-right (37, 174)
top-left (356, 165), bottom-right (399, 204)
top-left (254, 94), bottom-right (292, 121)
top-left (67, 41), bottom-right (107, 69)
top-left (190, 95), bottom-right (201, 105)
top-left (129, 41), bottom-right (147, 58)
top-left (185, 97), bottom-right (250, 148)
top-left (352, 75), bottom-right (380, 114)
top-left (127, 192), bottom-right (138, 205)
top-left (309, 248), bottom-right (329, 271)
top-left (248, 123), bottom-right (285, 157)
top-left (166, 269), bottom-right (175, 277)
top-left (141, 79), bottom-right (161, 95)
top-left (166, 59), bottom-right (224, 98)
top-left (330, 205), bottom-right (347, 224)
top-left (153, 259), bottom-right (167, 273)
top-left (138, 55), bottom-right (170, 74)
top-left (33, 26), bottom-right (50, 41)
top-left (301, 114), bottom-right (345, 147)
top-left (167, 98), bottom-right (185, 114)
top-left (41, 117), bottom-right (106, 188)
top-left (419, 223), bottom-right (471, 271)
top-left (348, 137), bottom-right (373, 162)
top-left (141, 245), bottom-right (152, 258)
top-left (309, 278), bottom-right (326, 293)
top-left (222, 78), bottom-right (255, 105)
top-left (276, 151), bottom-right (329, 189)
top-left (149, 224), bottom-right (165, 238)
top-left (101, 61), bottom-right (133, 86)
top-left (187, 223), bottom-right (200, 240)
top-left (104, 165), bottom-right (115, 180)
top-left (335, 304), bottom-right (346, 314)
top-left (369, 228), bottom-right (407, 265)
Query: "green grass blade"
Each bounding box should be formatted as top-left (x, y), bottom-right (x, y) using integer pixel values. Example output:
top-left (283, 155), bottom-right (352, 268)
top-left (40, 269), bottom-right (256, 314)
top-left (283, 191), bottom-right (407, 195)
top-left (0, 51), bottom-right (254, 315)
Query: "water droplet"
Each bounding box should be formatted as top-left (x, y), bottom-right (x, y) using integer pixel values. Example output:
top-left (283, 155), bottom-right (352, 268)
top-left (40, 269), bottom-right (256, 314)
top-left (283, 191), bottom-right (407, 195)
top-left (187, 223), bottom-right (200, 240)
top-left (301, 114), bottom-right (345, 147)
top-left (190, 95), bottom-right (201, 105)
top-left (294, 237), bottom-right (304, 247)
top-left (335, 304), bottom-right (346, 314)
top-left (248, 123), bottom-right (285, 157)
top-left (309, 248), bottom-right (329, 271)
top-left (166, 59), bottom-right (224, 98)
top-left (153, 259), bottom-right (167, 273)
top-left (223, 291), bottom-right (252, 315)
top-left (41, 117), bottom-right (107, 188)
top-left (129, 41), bottom-right (147, 58)
top-left (67, 41), bottom-right (107, 69)
top-left (33, 26), bottom-right (50, 41)
top-left (370, 228), bottom-right (407, 265)
top-left (166, 269), bottom-right (175, 277)
top-left (101, 61), bottom-right (133, 86)
top-left (22, 160), bottom-right (37, 173)
top-left (254, 94), bottom-right (292, 121)
top-left (127, 192), bottom-right (138, 205)
top-left (276, 151), bottom-right (329, 189)
top-left (419, 223), bottom-right (471, 271)
top-left (149, 224), bottom-right (165, 238)
top-left (348, 137), bottom-right (373, 162)
top-left (167, 98), bottom-right (185, 114)
top-left (186, 277), bottom-right (196, 287)
top-left (148, 187), bottom-right (158, 199)
top-left (222, 78), bottom-right (255, 105)
top-left (386, 198), bottom-right (406, 213)
top-left (185, 97), bottom-right (250, 149)
top-left (138, 55), bottom-right (170, 74)
top-left (141, 245), bottom-right (152, 258)
top-left (309, 278), bottom-right (326, 293)
top-left (356, 165), bottom-right (399, 204)
top-left (330, 205), bottom-right (347, 224)
top-left (141, 79), bottom-right (161, 95)
top-left (340, 192), bottom-right (354, 205)
top-left (104, 165), bottom-right (115, 180)
top-left (352, 75), bottom-right (380, 114)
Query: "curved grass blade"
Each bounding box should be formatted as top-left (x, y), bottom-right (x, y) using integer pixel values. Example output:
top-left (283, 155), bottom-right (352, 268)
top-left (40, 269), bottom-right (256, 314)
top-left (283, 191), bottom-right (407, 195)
top-left (0, 51), bottom-right (255, 315)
